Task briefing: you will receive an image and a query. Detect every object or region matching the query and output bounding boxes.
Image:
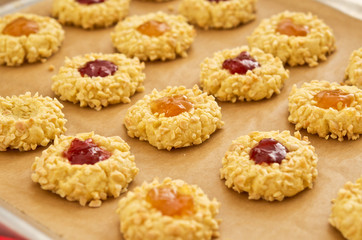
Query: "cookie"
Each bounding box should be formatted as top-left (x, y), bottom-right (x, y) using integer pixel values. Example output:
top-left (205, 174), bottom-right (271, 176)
top-left (124, 85), bottom-right (224, 150)
top-left (117, 178), bottom-right (220, 239)
top-left (248, 11), bottom-right (335, 67)
top-left (220, 131), bottom-right (318, 201)
top-left (0, 92), bottom-right (66, 151)
top-left (52, 0), bottom-right (130, 29)
top-left (200, 46), bottom-right (289, 102)
top-left (0, 13), bottom-right (64, 66)
top-left (111, 11), bottom-right (195, 61)
top-left (288, 80), bottom-right (362, 141)
top-left (51, 53), bottom-right (145, 110)
top-left (179, 0), bottom-right (256, 29)
top-left (31, 132), bottom-right (138, 207)
top-left (329, 177), bottom-right (362, 240)
top-left (345, 47), bottom-right (362, 89)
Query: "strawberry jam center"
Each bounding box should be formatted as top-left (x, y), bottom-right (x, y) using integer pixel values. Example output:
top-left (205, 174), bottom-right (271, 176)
top-left (276, 18), bottom-right (309, 37)
top-left (78, 60), bottom-right (118, 77)
top-left (146, 187), bottom-right (194, 216)
top-left (137, 20), bottom-right (170, 37)
top-left (222, 51), bottom-right (260, 75)
top-left (250, 138), bottom-right (288, 164)
top-left (150, 95), bottom-right (194, 117)
top-left (314, 89), bottom-right (354, 110)
top-left (2, 17), bottom-right (39, 37)
top-left (76, 0), bottom-right (105, 4)
top-left (63, 138), bottom-right (111, 165)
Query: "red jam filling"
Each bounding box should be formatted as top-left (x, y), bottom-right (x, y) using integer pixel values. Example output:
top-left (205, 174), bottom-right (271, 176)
top-left (146, 187), bottom-right (194, 216)
top-left (207, 0), bottom-right (228, 3)
top-left (2, 17), bottom-right (39, 37)
top-left (76, 0), bottom-right (105, 4)
top-left (276, 18), bottom-right (309, 37)
top-left (222, 51), bottom-right (260, 75)
top-left (78, 60), bottom-right (118, 77)
top-left (63, 138), bottom-right (111, 165)
top-left (136, 20), bottom-right (170, 37)
top-left (250, 138), bottom-right (288, 164)
top-left (314, 89), bottom-right (354, 110)
top-left (150, 95), bottom-right (194, 117)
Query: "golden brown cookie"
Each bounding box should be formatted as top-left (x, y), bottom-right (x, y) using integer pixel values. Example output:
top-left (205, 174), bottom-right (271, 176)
top-left (345, 47), bottom-right (362, 89)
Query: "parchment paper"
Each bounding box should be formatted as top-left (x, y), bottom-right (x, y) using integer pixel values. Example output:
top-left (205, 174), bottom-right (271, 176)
top-left (0, 0), bottom-right (361, 239)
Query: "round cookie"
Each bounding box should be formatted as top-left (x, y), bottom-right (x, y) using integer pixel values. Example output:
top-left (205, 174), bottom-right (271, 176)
top-left (247, 11), bottom-right (336, 67)
top-left (124, 85), bottom-right (224, 150)
top-left (0, 92), bottom-right (66, 151)
top-left (111, 11), bottom-right (196, 61)
top-left (117, 178), bottom-right (220, 239)
top-left (31, 132), bottom-right (138, 207)
top-left (0, 13), bottom-right (64, 66)
top-left (329, 177), bottom-right (362, 240)
top-left (220, 131), bottom-right (318, 201)
top-left (179, 0), bottom-right (256, 29)
top-left (345, 47), bottom-right (362, 89)
top-left (200, 46), bottom-right (289, 102)
top-left (288, 80), bottom-right (362, 141)
top-left (52, 0), bottom-right (130, 29)
top-left (51, 53), bottom-right (145, 111)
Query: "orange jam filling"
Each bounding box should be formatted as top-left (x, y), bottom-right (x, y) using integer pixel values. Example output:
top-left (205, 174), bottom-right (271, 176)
top-left (137, 20), bottom-right (170, 37)
top-left (150, 95), bottom-right (194, 117)
top-left (146, 187), bottom-right (194, 216)
top-left (314, 89), bottom-right (354, 110)
top-left (276, 18), bottom-right (309, 37)
top-left (2, 17), bottom-right (39, 37)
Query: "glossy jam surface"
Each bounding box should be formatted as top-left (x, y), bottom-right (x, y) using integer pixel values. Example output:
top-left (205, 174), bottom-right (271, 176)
top-left (222, 51), bottom-right (260, 75)
top-left (2, 17), bottom-right (39, 37)
top-left (207, 0), bottom-right (228, 2)
top-left (137, 20), bottom-right (170, 37)
top-left (150, 95), bottom-right (194, 117)
top-left (276, 18), bottom-right (309, 37)
top-left (76, 0), bottom-right (105, 4)
top-left (250, 138), bottom-right (288, 165)
top-left (63, 138), bottom-right (111, 165)
top-left (78, 60), bottom-right (118, 77)
top-left (146, 187), bottom-right (194, 216)
top-left (314, 89), bottom-right (354, 110)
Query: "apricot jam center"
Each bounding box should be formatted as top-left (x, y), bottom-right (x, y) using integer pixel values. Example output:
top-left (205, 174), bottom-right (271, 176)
top-left (250, 138), bottom-right (288, 164)
top-left (222, 51), bottom-right (260, 75)
top-left (76, 0), bottom-right (105, 4)
top-left (78, 60), bottom-right (118, 77)
top-left (146, 187), bottom-right (194, 216)
top-left (2, 17), bottom-right (39, 37)
top-left (276, 18), bottom-right (309, 36)
top-left (63, 138), bottom-right (111, 165)
top-left (150, 95), bottom-right (194, 117)
top-left (314, 89), bottom-right (354, 110)
top-left (137, 20), bottom-right (170, 37)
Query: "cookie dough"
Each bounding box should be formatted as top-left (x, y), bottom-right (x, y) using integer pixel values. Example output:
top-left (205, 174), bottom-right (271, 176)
top-left (111, 11), bottom-right (195, 61)
top-left (288, 80), bottom-right (362, 141)
top-left (0, 13), bottom-right (64, 66)
top-left (329, 177), bottom-right (362, 240)
top-left (0, 92), bottom-right (66, 151)
top-left (179, 0), bottom-right (256, 29)
top-left (51, 53), bottom-right (145, 111)
top-left (124, 85), bottom-right (224, 150)
top-left (220, 131), bottom-right (318, 201)
top-left (345, 47), bottom-right (362, 89)
top-left (52, 0), bottom-right (130, 29)
top-left (200, 46), bottom-right (289, 102)
top-left (117, 177), bottom-right (220, 239)
top-left (31, 132), bottom-right (138, 207)
top-left (247, 11), bottom-right (335, 67)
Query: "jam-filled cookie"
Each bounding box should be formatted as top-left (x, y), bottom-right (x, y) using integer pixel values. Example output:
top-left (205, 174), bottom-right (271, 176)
top-left (345, 47), bottom-right (362, 89)
top-left (51, 53), bottom-right (145, 111)
top-left (52, 0), bottom-right (130, 29)
top-left (31, 132), bottom-right (138, 207)
top-left (111, 11), bottom-right (195, 61)
top-left (288, 80), bottom-right (362, 141)
top-left (329, 177), bottom-right (362, 240)
top-left (200, 46), bottom-right (289, 102)
top-left (179, 0), bottom-right (256, 29)
top-left (117, 178), bottom-right (220, 239)
top-left (248, 11), bottom-right (335, 67)
top-left (0, 13), bottom-right (64, 66)
top-left (0, 92), bottom-right (66, 151)
top-left (124, 85), bottom-right (224, 150)
top-left (220, 131), bottom-right (318, 201)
